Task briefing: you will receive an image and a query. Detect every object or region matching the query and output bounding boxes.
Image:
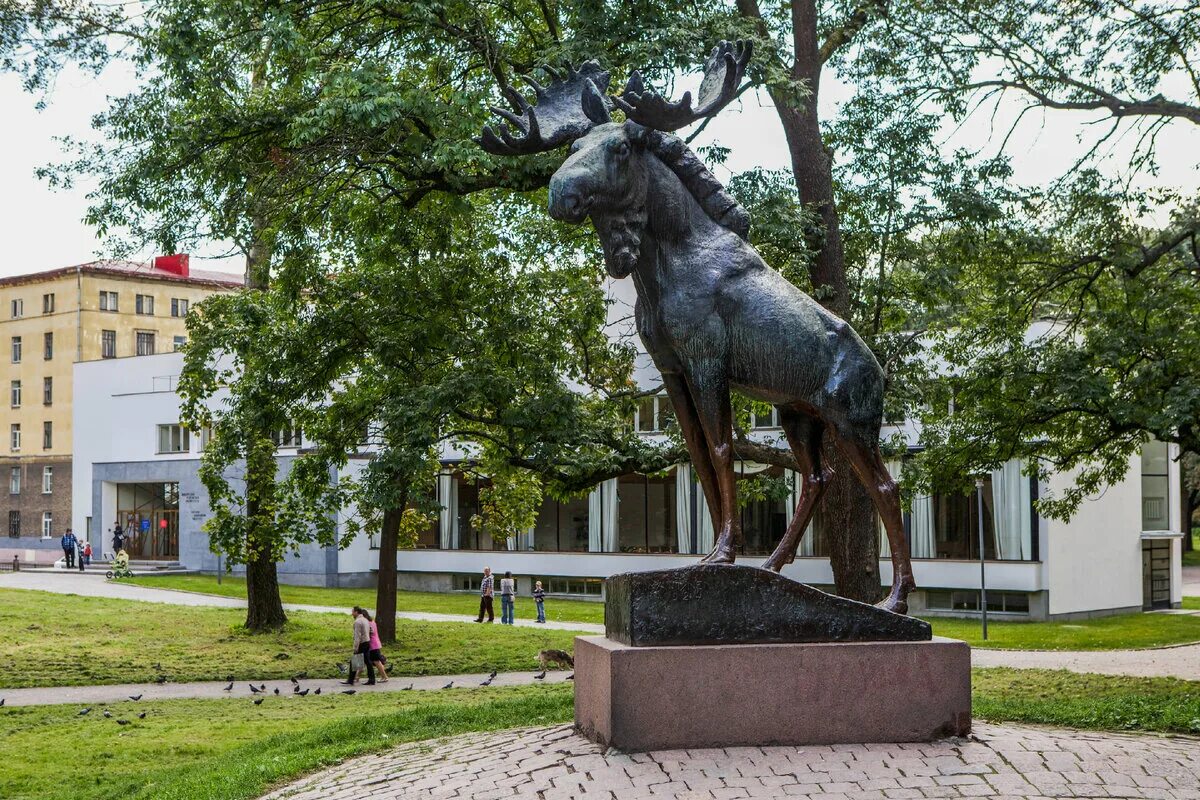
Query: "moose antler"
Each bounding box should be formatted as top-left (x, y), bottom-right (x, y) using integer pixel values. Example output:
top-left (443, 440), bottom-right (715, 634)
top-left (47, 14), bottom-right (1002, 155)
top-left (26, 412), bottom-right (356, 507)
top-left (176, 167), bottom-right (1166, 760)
top-left (614, 40), bottom-right (752, 132)
top-left (479, 62), bottom-right (613, 155)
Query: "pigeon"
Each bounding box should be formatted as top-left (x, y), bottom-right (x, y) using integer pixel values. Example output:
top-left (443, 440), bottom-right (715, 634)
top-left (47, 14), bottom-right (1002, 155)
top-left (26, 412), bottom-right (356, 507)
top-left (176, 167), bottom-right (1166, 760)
top-left (226, 674), bottom-right (235, 682)
top-left (480, 677), bottom-right (493, 686)
top-left (565, 673), bottom-right (574, 681)
top-left (78, 708), bottom-right (91, 716)
top-left (336, 663), bottom-right (348, 675)
top-left (259, 684), bottom-right (266, 691)
top-left (298, 689), bottom-right (309, 696)
top-left (129, 694), bottom-right (142, 701)
top-left (441, 681), bottom-right (453, 690)
top-left (253, 697), bottom-right (263, 705)
top-left (154, 676), bottom-right (167, 684)
top-left (103, 710), bottom-right (113, 718)
top-left (273, 688), bottom-right (280, 695)
top-left (224, 682), bottom-right (234, 692)
top-left (290, 676), bottom-right (299, 685)
top-left (249, 684), bottom-right (261, 694)
top-left (0, 698), bottom-right (4, 707)
top-left (313, 688), bottom-right (321, 695)
top-left (488, 670), bottom-right (497, 680)
top-left (341, 690), bottom-right (356, 695)
top-left (533, 670), bottom-right (547, 680)
top-left (116, 719), bottom-right (130, 725)
top-left (138, 711), bottom-right (147, 719)
top-left (401, 683), bottom-right (413, 691)
top-left (292, 685), bottom-right (300, 693)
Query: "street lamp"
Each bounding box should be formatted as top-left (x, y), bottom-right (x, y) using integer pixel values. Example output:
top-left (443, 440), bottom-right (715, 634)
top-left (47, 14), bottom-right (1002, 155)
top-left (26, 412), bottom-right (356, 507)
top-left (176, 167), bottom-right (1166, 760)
top-left (976, 476), bottom-right (988, 641)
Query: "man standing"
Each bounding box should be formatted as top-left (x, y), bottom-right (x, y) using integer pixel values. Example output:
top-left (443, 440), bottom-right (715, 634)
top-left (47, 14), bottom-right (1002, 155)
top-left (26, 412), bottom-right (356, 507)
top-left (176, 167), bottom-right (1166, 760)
top-left (342, 606), bottom-right (375, 686)
top-left (61, 529), bottom-right (77, 569)
top-left (474, 567), bottom-right (494, 623)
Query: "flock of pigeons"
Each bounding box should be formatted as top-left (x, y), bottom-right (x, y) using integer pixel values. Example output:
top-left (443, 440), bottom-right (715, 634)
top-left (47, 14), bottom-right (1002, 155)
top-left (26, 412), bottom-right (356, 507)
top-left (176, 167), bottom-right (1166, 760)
top-left (0, 663), bottom-right (574, 719)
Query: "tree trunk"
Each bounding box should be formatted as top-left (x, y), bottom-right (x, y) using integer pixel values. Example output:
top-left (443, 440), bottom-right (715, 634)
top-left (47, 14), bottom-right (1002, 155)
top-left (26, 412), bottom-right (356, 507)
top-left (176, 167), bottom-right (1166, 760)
top-left (244, 495), bottom-right (287, 630)
top-left (375, 505), bottom-right (402, 643)
top-left (740, 0), bottom-right (883, 602)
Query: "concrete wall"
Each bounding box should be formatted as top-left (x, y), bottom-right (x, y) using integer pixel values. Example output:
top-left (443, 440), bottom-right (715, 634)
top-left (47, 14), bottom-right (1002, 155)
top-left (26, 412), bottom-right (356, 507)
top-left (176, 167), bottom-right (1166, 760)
top-left (1045, 452), bottom-right (1144, 617)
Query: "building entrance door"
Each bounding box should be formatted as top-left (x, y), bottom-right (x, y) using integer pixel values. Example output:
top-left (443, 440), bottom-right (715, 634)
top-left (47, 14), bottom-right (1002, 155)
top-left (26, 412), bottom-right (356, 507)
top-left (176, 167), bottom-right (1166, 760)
top-left (116, 483), bottom-right (180, 560)
top-left (1142, 539), bottom-right (1171, 610)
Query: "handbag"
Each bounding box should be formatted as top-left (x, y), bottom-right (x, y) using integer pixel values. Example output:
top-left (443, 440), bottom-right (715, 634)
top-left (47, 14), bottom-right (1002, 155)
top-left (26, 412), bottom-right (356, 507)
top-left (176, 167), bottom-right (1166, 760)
top-left (350, 652), bottom-right (365, 672)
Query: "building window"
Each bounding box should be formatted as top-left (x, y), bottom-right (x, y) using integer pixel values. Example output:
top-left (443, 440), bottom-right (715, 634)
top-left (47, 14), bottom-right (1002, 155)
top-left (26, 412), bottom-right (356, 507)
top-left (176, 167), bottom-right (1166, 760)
top-left (9, 467), bottom-right (20, 494)
top-left (136, 331), bottom-right (156, 356)
top-left (925, 589), bottom-right (1030, 614)
top-left (42, 466), bottom-right (52, 494)
top-left (157, 424), bottom-right (190, 453)
top-left (272, 426), bottom-right (302, 448)
top-left (43, 421), bottom-right (52, 450)
top-left (531, 490), bottom-right (591, 553)
top-left (43, 377), bottom-right (52, 405)
top-left (99, 290), bottom-right (118, 311)
top-left (10, 298), bottom-right (22, 318)
top-left (10, 380), bottom-right (20, 408)
top-left (8, 510), bottom-right (19, 537)
top-left (751, 408), bottom-right (780, 429)
top-left (198, 427), bottom-right (213, 451)
top-left (10, 423), bottom-right (20, 452)
top-left (617, 473), bottom-right (679, 553)
top-left (41, 512), bottom-right (52, 538)
top-left (171, 298), bottom-right (189, 317)
top-left (173, 335), bottom-right (187, 351)
top-left (545, 577), bottom-right (604, 597)
top-left (11, 336), bottom-right (21, 363)
top-left (1142, 439), bottom-right (1171, 531)
top-left (136, 294), bottom-right (155, 315)
top-left (101, 329), bottom-right (117, 358)
top-left (43, 332), bottom-right (53, 360)
top-left (635, 394), bottom-right (675, 433)
top-left (42, 293), bottom-right (55, 314)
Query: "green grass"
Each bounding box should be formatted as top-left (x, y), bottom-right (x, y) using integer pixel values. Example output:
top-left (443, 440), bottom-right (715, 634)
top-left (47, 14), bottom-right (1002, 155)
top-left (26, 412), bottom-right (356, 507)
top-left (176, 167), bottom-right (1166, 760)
top-left (1183, 529), bottom-right (1200, 566)
top-left (974, 668), bottom-right (1200, 735)
top-left (133, 573), bottom-right (1200, 651)
top-left (132, 573), bottom-right (605, 624)
top-left (0, 684), bottom-right (574, 800)
top-left (1183, 596), bottom-right (1199, 610)
top-left (927, 610), bottom-right (1200, 650)
top-left (0, 588), bottom-right (579, 688)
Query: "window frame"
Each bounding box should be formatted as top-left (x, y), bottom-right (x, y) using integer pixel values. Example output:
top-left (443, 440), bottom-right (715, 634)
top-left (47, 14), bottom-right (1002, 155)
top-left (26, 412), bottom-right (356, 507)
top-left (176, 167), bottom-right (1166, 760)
top-left (101, 329), bottom-right (117, 359)
top-left (9, 467), bottom-right (20, 494)
top-left (171, 297), bottom-right (189, 317)
top-left (43, 331), bottom-right (53, 360)
top-left (43, 376), bottom-right (52, 406)
top-left (42, 466), bottom-right (52, 494)
top-left (136, 330), bottom-right (156, 356)
top-left (99, 290), bottom-right (119, 312)
top-left (11, 335), bottom-right (21, 363)
top-left (41, 511), bottom-right (52, 539)
top-left (135, 293), bottom-right (155, 315)
top-left (42, 293), bottom-right (55, 314)
top-left (10, 423), bottom-right (20, 452)
top-left (42, 421), bottom-right (52, 450)
top-left (156, 424), bottom-right (191, 454)
top-left (10, 380), bottom-right (20, 409)
top-left (10, 298), bottom-right (22, 318)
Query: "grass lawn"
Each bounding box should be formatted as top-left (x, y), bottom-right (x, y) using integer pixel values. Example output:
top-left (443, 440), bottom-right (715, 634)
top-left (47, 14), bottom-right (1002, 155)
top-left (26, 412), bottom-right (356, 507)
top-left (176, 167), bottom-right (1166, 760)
top-left (131, 573), bottom-right (1200, 651)
top-left (974, 667), bottom-right (1200, 735)
top-left (3, 670), bottom-right (1200, 800)
top-left (1184, 529), bottom-right (1200, 567)
top-left (132, 573), bottom-right (605, 624)
top-left (0, 684), bottom-right (574, 800)
top-left (0, 588), bottom-right (578, 688)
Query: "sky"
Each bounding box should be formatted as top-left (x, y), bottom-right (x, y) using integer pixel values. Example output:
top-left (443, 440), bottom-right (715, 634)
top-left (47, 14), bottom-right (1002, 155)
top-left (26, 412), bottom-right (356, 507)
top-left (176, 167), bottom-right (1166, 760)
top-left (1, 59), bottom-right (1196, 281)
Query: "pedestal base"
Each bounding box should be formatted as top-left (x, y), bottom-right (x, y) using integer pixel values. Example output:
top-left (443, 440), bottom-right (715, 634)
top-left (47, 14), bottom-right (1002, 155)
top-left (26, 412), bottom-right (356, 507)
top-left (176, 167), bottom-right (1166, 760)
top-left (574, 635), bottom-right (971, 751)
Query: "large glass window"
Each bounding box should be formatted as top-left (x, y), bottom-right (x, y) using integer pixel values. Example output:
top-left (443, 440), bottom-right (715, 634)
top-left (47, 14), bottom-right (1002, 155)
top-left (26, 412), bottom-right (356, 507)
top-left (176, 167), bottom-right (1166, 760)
top-left (531, 493), bottom-right (591, 552)
top-left (740, 471), bottom-right (791, 556)
top-left (931, 476), bottom-right (996, 560)
top-left (1141, 439), bottom-right (1171, 531)
top-left (455, 475), bottom-right (494, 550)
top-left (115, 482), bottom-right (179, 559)
top-left (634, 395), bottom-right (674, 433)
top-left (617, 474), bottom-right (678, 553)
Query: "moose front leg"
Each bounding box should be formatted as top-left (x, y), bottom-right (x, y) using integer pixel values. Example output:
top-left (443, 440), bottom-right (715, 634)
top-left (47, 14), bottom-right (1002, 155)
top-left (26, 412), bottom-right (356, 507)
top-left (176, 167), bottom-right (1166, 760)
top-left (683, 366), bottom-right (741, 563)
top-left (660, 373), bottom-right (722, 551)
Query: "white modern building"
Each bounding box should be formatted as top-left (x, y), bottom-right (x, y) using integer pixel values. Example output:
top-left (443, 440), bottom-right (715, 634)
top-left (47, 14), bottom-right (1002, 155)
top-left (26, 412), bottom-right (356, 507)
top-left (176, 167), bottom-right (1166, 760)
top-left (72, 342), bottom-right (1185, 620)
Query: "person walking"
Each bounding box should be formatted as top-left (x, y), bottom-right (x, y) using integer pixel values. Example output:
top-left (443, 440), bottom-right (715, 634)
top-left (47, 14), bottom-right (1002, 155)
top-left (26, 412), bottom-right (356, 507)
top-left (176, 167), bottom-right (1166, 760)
top-left (364, 610), bottom-right (390, 682)
top-left (60, 529), bottom-right (77, 569)
top-left (474, 567), bottom-right (494, 623)
top-left (499, 571), bottom-right (516, 625)
top-left (111, 524), bottom-right (124, 558)
top-left (76, 537), bottom-right (85, 572)
top-left (343, 606), bottom-right (375, 686)
top-left (533, 580), bottom-right (546, 623)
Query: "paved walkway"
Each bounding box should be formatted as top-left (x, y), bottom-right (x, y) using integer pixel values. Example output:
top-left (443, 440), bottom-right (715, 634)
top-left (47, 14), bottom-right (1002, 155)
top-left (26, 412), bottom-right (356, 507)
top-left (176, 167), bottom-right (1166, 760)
top-left (974, 642), bottom-right (1200, 680)
top-left (0, 571), bottom-right (603, 633)
top-left (1184, 565), bottom-right (1200, 598)
top-left (262, 722), bottom-right (1200, 799)
top-left (0, 670), bottom-right (575, 707)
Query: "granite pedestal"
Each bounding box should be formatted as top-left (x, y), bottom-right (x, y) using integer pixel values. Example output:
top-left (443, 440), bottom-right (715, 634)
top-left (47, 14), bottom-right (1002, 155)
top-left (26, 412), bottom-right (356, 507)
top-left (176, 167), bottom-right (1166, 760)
top-left (574, 634), bottom-right (971, 751)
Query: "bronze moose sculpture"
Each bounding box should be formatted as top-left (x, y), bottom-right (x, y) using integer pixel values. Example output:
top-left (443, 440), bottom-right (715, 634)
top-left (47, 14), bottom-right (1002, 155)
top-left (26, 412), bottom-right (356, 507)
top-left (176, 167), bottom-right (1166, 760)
top-left (480, 42), bottom-right (916, 613)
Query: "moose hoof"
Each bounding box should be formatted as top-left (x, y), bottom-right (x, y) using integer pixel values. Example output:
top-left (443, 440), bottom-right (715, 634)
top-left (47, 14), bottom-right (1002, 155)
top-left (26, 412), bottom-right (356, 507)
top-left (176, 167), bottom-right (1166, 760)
top-left (760, 556), bottom-right (785, 573)
top-left (698, 546), bottom-right (735, 565)
top-left (876, 596), bottom-right (909, 616)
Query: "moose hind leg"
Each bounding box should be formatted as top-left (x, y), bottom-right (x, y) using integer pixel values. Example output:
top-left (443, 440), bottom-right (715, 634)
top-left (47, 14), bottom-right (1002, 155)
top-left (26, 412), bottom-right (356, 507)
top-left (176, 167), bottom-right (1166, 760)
top-left (763, 408), bottom-right (828, 573)
top-left (684, 367), bottom-right (740, 563)
top-left (660, 372), bottom-right (722, 552)
top-left (829, 426), bottom-right (916, 614)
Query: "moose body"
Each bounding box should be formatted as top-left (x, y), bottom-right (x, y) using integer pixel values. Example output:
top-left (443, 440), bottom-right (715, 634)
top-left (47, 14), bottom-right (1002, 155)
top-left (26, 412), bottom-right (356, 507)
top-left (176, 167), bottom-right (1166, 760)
top-left (482, 42), bottom-right (915, 613)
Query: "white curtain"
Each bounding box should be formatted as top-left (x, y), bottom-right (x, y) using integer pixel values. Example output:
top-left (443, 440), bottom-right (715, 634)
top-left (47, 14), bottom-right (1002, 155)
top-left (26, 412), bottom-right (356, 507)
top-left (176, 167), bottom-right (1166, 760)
top-left (437, 472), bottom-right (458, 550)
top-left (910, 491), bottom-right (935, 559)
top-left (695, 478), bottom-right (715, 554)
top-left (588, 479), bottom-right (619, 552)
top-left (880, 458), bottom-right (903, 558)
top-left (675, 464), bottom-right (693, 554)
top-left (991, 459), bottom-right (1032, 560)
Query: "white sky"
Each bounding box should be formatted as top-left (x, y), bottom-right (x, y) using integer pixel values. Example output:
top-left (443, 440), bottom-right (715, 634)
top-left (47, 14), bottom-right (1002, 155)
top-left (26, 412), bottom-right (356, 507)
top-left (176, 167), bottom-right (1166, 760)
top-left (1, 62), bottom-right (1196, 280)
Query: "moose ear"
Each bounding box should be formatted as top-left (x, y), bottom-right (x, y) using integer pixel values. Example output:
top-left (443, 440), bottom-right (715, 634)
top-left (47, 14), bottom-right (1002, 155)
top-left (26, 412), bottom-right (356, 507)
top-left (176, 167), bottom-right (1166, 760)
top-left (623, 120), bottom-right (650, 147)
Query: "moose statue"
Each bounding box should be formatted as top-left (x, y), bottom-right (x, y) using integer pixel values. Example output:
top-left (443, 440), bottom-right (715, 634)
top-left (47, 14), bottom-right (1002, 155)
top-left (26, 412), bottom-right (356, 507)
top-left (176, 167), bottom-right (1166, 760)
top-left (480, 42), bottom-right (915, 614)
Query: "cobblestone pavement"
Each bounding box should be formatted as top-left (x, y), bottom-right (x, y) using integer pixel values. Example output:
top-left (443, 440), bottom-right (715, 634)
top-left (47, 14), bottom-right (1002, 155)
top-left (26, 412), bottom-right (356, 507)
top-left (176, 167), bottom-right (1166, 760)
top-left (262, 722), bottom-right (1200, 800)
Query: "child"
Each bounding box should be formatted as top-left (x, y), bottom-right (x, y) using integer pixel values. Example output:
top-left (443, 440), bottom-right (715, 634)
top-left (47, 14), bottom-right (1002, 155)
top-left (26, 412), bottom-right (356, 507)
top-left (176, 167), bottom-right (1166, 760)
top-left (82, 542), bottom-right (92, 567)
top-left (533, 580), bottom-right (546, 623)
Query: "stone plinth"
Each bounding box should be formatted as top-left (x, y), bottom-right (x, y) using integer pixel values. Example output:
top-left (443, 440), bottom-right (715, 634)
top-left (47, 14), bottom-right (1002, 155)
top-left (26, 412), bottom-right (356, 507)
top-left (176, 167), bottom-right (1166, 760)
top-left (574, 635), bottom-right (971, 751)
top-left (605, 564), bottom-right (930, 647)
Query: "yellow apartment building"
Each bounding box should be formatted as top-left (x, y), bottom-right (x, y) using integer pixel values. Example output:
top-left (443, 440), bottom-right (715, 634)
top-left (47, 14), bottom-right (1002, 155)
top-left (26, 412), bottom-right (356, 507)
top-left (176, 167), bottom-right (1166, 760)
top-left (0, 256), bottom-right (240, 561)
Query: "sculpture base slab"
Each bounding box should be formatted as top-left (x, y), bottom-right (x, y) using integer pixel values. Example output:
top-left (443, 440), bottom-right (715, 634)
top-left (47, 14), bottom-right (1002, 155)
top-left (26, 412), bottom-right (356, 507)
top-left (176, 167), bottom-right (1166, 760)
top-left (574, 635), bottom-right (971, 751)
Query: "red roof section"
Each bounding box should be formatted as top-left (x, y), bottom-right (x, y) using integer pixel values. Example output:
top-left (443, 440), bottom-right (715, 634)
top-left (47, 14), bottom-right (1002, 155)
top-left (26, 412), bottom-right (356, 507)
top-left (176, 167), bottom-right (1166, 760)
top-left (0, 258), bottom-right (244, 289)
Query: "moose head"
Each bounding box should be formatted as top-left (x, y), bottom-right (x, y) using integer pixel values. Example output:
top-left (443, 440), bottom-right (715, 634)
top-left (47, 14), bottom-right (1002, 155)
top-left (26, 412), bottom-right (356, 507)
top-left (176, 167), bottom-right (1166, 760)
top-left (479, 42), bottom-right (753, 278)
